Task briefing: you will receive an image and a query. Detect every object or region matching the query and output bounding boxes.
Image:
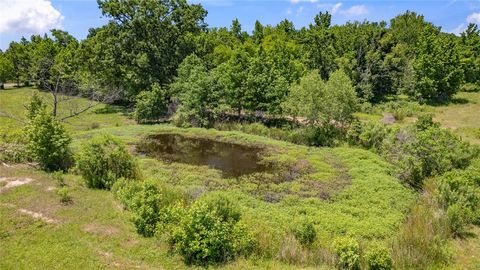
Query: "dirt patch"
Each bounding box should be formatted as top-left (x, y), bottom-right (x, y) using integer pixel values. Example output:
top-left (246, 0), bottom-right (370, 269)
top-left (18, 208), bottom-right (58, 223)
top-left (0, 177), bottom-right (34, 193)
top-left (83, 222), bottom-right (120, 237)
top-left (382, 113), bottom-right (396, 124)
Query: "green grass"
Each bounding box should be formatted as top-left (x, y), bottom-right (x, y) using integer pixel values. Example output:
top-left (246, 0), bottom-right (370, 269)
top-left (432, 91), bottom-right (480, 144)
top-left (0, 87), bottom-right (450, 268)
top-left (0, 87), bottom-right (132, 135)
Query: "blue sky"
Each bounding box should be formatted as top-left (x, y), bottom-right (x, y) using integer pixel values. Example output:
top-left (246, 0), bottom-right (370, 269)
top-left (1, 0), bottom-right (480, 50)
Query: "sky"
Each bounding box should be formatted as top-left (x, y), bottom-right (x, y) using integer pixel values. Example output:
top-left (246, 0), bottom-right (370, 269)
top-left (1, 0), bottom-right (480, 50)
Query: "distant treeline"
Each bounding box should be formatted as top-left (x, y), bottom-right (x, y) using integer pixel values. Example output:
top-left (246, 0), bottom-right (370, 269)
top-left (0, 0), bottom-right (479, 123)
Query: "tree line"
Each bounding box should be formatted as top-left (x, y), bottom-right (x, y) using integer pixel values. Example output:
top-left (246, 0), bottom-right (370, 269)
top-left (1, 0), bottom-right (480, 126)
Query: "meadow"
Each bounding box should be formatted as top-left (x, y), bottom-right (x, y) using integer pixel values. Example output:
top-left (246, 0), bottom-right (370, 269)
top-left (1, 87), bottom-right (479, 269)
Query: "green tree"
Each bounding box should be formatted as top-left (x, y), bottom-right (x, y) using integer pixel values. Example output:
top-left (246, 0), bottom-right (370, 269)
top-left (282, 69), bottom-right (357, 124)
top-left (95, 0), bottom-right (207, 97)
top-left (411, 31), bottom-right (464, 102)
top-left (134, 84), bottom-right (169, 123)
top-left (25, 107), bottom-right (72, 171)
top-left (76, 135), bottom-right (139, 189)
top-left (0, 52), bottom-right (14, 89)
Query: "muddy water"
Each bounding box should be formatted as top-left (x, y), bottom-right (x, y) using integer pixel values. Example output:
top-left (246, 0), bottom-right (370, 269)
top-left (136, 134), bottom-right (267, 178)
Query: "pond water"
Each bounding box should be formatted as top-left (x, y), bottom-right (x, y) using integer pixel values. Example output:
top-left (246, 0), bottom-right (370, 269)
top-left (136, 133), bottom-right (267, 178)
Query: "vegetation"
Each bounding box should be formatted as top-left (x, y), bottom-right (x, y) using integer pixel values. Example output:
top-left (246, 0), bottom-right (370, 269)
top-left (76, 135), bottom-right (139, 189)
top-left (1, 0), bottom-right (480, 269)
top-left (25, 105), bottom-right (73, 171)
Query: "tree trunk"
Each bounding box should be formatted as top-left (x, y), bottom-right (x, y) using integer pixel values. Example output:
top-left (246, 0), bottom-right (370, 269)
top-left (0, 83), bottom-right (4, 90)
top-left (52, 90), bottom-right (57, 117)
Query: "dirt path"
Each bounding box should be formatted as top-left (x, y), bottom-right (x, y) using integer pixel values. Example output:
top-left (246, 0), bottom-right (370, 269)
top-left (0, 177), bottom-right (34, 193)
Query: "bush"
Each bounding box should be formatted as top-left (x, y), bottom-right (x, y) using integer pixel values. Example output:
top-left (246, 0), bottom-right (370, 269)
top-left (171, 195), bottom-right (255, 265)
top-left (366, 245), bottom-right (392, 270)
top-left (134, 84), bottom-right (169, 123)
top-left (437, 160), bottom-right (480, 235)
top-left (130, 181), bottom-right (162, 237)
top-left (112, 179), bottom-right (185, 237)
top-left (347, 121), bottom-right (390, 150)
top-left (56, 187), bottom-right (72, 204)
top-left (333, 237), bottom-right (361, 270)
top-left (460, 83), bottom-right (480, 92)
top-left (51, 171), bottom-right (66, 187)
top-left (292, 220), bottom-right (317, 247)
top-left (446, 204), bottom-right (472, 236)
top-left (0, 132), bottom-right (29, 164)
top-left (382, 124), bottom-right (476, 188)
top-left (25, 109), bottom-right (73, 171)
top-left (76, 135), bottom-right (139, 189)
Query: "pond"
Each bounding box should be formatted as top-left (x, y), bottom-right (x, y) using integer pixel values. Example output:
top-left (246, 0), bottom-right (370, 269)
top-left (136, 133), bottom-right (267, 178)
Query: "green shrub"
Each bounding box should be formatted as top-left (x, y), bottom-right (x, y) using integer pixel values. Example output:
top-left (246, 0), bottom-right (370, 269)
top-left (333, 237), bottom-right (360, 270)
top-left (130, 181), bottom-right (162, 237)
top-left (171, 195), bottom-right (255, 265)
top-left (51, 171), bottom-right (66, 187)
top-left (446, 204), bottom-right (472, 236)
top-left (292, 220), bottom-right (317, 247)
top-left (112, 179), bottom-right (185, 237)
top-left (111, 178), bottom-right (142, 210)
top-left (366, 245), bottom-right (392, 270)
top-left (383, 124), bottom-right (476, 188)
top-left (56, 187), bottom-right (72, 204)
top-left (25, 109), bottom-right (73, 171)
top-left (0, 132), bottom-right (29, 163)
top-left (76, 135), bottom-right (139, 189)
top-left (460, 83), bottom-right (480, 92)
top-left (134, 84), bottom-right (169, 123)
top-left (25, 91), bottom-right (46, 121)
top-left (437, 160), bottom-right (480, 235)
top-left (347, 121), bottom-right (390, 150)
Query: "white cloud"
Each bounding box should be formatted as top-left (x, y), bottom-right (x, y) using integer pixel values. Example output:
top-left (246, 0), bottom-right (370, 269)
top-left (291, 0), bottom-right (318, 4)
top-left (331, 3), bottom-right (342, 14)
top-left (317, 2), bottom-right (367, 17)
top-left (317, 2), bottom-right (342, 14)
top-left (449, 23), bottom-right (466, 35)
top-left (0, 0), bottom-right (64, 34)
top-left (297, 6), bottom-right (304, 15)
top-left (467, 12), bottom-right (480, 24)
top-left (340, 5), bottom-right (368, 16)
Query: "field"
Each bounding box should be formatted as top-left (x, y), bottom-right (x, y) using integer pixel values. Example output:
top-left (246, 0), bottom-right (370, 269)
top-left (1, 87), bottom-right (479, 269)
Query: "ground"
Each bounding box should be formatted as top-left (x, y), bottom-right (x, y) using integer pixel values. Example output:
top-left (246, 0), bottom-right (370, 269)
top-left (1, 86), bottom-right (479, 269)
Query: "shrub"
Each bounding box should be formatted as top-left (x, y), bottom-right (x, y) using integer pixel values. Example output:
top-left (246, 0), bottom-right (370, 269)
top-left (51, 171), bottom-right (66, 187)
top-left (347, 121), bottom-right (390, 150)
top-left (333, 237), bottom-right (361, 270)
top-left (134, 84), bottom-right (169, 123)
top-left (437, 160), bottom-right (480, 235)
top-left (292, 220), bottom-right (316, 247)
top-left (460, 83), bottom-right (480, 92)
top-left (112, 179), bottom-right (185, 237)
top-left (130, 181), bottom-right (162, 237)
top-left (111, 178), bottom-right (142, 210)
top-left (76, 135), bottom-right (139, 189)
top-left (25, 109), bottom-right (73, 171)
top-left (366, 245), bottom-right (392, 270)
top-left (56, 187), bottom-right (72, 204)
top-left (0, 132), bottom-right (29, 164)
top-left (25, 91), bottom-right (46, 121)
top-left (382, 124), bottom-right (476, 188)
top-left (446, 203), bottom-right (472, 236)
top-left (171, 195), bottom-right (254, 265)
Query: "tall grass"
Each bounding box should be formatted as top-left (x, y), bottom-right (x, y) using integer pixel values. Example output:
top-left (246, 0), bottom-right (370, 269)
top-left (392, 179), bottom-right (451, 269)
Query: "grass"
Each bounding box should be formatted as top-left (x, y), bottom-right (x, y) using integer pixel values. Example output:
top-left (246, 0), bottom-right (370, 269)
top-left (0, 87), bottom-right (132, 135)
top-left (0, 87), bottom-right (419, 268)
top-left (432, 91), bottom-right (480, 144)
